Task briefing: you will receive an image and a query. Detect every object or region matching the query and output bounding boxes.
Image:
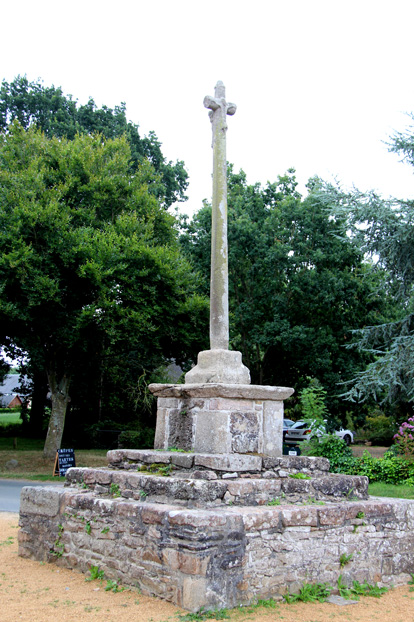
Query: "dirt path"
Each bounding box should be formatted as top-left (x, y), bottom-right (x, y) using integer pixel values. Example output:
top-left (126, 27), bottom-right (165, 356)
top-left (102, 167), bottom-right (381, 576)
top-left (1, 512), bottom-right (413, 622)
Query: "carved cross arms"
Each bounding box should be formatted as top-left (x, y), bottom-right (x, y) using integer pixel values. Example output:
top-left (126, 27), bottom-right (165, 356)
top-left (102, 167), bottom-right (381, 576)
top-left (203, 81), bottom-right (237, 120)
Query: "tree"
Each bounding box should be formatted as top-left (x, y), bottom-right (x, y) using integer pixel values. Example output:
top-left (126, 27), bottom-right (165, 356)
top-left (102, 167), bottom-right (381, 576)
top-left (0, 123), bottom-right (207, 457)
top-left (0, 75), bottom-right (188, 207)
top-left (317, 115), bottom-right (414, 405)
top-left (180, 167), bottom-right (390, 420)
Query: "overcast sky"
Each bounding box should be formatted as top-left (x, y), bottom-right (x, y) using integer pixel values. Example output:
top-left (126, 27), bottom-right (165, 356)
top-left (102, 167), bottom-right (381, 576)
top-left (2, 0), bottom-right (414, 215)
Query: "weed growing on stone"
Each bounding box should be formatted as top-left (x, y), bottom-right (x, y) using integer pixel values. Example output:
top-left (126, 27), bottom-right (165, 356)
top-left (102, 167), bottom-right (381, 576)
top-left (408, 574), bottom-right (414, 591)
top-left (110, 483), bottom-right (121, 497)
top-left (85, 521), bottom-right (92, 535)
top-left (288, 472), bottom-right (311, 480)
top-left (303, 496), bottom-right (325, 505)
top-left (101, 526), bottom-right (110, 534)
top-left (176, 606), bottom-right (230, 621)
top-left (86, 565), bottom-right (105, 581)
top-left (337, 574), bottom-right (388, 599)
top-left (284, 582), bottom-right (332, 603)
top-left (245, 597), bottom-right (279, 611)
top-left (356, 511), bottom-right (365, 519)
top-left (139, 463), bottom-right (173, 476)
top-left (266, 498), bottom-right (281, 506)
top-left (51, 524), bottom-right (64, 558)
top-left (104, 579), bottom-right (125, 593)
top-left (139, 490), bottom-right (147, 499)
top-left (339, 553), bottom-right (353, 567)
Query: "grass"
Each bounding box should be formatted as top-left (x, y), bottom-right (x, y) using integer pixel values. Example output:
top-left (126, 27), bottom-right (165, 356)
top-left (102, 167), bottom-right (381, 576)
top-left (0, 410), bottom-right (21, 425)
top-left (368, 481), bottom-right (414, 499)
top-left (0, 435), bottom-right (107, 480)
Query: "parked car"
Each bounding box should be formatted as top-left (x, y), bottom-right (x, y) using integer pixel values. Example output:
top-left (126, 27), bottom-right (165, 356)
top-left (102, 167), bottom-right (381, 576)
top-left (283, 419), bottom-right (296, 442)
top-left (284, 420), bottom-right (354, 446)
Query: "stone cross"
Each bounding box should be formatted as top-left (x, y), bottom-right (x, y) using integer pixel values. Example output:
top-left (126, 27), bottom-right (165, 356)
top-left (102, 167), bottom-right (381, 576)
top-left (184, 82), bottom-right (249, 384)
top-left (204, 81), bottom-right (236, 350)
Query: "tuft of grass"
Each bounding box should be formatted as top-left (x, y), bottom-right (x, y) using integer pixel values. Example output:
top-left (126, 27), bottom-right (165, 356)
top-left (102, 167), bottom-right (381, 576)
top-left (284, 582), bottom-right (332, 603)
top-left (339, 552), bottom-right (353, 567)
top-left (86, 565), bottom-right (105, 581)
top-left (176, 607), bottom-right (230, 621)
top-left (110, 483), bottom-right (121, 498)
top-left (266, 498), bottom-right (281, 506)
top-left (337, 574), bottom-right (388, 600)
top-left (104, 579), bottom-right (125, 593)
top-left (288, 473), bottom-right (311, 480)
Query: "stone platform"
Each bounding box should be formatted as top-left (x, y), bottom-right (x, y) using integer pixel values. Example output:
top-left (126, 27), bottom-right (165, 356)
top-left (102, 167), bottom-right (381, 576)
top-left (18, 451), bottom-right (414, 611)
top-left (150, 383), bottom-right (294, 456)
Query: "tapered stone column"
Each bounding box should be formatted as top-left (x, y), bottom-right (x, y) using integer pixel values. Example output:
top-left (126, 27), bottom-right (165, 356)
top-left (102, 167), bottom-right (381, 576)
top-left (185, 81), bottom-right (250, 384)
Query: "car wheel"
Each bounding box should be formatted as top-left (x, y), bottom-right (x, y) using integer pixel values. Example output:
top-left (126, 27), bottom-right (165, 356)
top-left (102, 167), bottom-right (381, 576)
top-left (343, 434), bottom-right (351, 446)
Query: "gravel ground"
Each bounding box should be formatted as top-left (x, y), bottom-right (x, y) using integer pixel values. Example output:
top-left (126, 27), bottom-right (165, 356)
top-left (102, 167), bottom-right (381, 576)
top-left (1, 512), bottom-right (413, 622)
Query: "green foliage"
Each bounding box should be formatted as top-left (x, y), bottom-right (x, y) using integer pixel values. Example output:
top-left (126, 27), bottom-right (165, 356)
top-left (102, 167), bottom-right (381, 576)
top-left (320, 116), bottom-right (414, 406)
top-left (266, 498), bottom-right (281, 506)
top-left (339, 552), bottom-right (353, 567)
top-left (355, 411), bottom-right (397, 446)
top-left (110, 483), bottom-right (121, 498)
top-left (288, 472), bottom-right (311, 480)
top-left (104, 579), bottom-right (125, 593)
top-left (86, 565), bottom-right (105, 581)
top-left (0, 75), bottom-right (188, 207)
top-left (0, 123), bottom-right (208, 453)
top-left (302, 434), bottom-right (354, 473)
top-left (368, 482), bottom-right (414, 498)
top-left (51, 524), bottom-right (64, 558)
top-left (299, 379), bottom-right (328, 427)
top-left (140, 462), bottom-right (173, 476)
top-left (284, 582), bottom-right (332, 603)
top-left (117, 429), bottom-right (155, 450)
top-left (176, 607), bottom-right (230, 621)
top-left (337, 575), bottom-right (388, 600)
top-left (181, 167), bottom-right (389, 419)
top-left (393, 416), bottom-right (414, 460)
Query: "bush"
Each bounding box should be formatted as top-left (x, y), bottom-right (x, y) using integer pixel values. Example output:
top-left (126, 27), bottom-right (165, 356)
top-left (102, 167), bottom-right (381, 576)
top-left (354, 412), bottom-right (396, 446)
top-left (118, 428), bottom-right (155, 449)
top-left (304, 435), bottom-right (414, 485)
top-left (302, 434), bottom-right (355, 473)
top-left (393, 416), bottom-right (414, 461)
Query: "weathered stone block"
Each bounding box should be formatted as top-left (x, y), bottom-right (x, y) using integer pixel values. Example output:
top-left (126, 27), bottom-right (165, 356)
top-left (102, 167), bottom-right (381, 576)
top-left (20, 486), bottom-right (62, 517)
top-left (230, 411), bottom-right (259, 453)
top-left (194, 411), bottom-right (230, 453)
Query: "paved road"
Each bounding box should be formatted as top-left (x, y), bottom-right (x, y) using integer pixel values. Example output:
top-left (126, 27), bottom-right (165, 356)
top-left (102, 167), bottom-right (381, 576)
top-left (0, 479), bottom-right (63, 513)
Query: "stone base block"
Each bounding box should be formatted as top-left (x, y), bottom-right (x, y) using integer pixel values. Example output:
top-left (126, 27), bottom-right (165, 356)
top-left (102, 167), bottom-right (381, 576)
top-left (149, 383), bottom-right (294, 457)
top-left (19, 486), bottom-right (414, 611)
top-left (185, 349), bottom-right (251, 384)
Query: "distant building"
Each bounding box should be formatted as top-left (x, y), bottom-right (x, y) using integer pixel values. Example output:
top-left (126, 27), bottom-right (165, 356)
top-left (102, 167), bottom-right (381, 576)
top-left (0, 374), bottom-right (27, 408)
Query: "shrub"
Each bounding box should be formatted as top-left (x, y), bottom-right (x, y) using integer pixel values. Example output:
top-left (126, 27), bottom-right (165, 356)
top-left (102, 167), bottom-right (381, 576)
top-left (117, 428), bottom-right (155, 449)
top-left (393, 416), bottom-right (414, 461)
top-left (355, 411), bottom-right (396, 446)
top-left (302, 434), bottom-right (355, 473)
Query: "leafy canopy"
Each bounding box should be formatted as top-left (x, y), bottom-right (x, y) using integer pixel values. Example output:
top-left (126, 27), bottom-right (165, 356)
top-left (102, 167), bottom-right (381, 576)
top-left (0, 75), bottom-right (188, 207)
top-left (317, 115), bottom-right (414, 404)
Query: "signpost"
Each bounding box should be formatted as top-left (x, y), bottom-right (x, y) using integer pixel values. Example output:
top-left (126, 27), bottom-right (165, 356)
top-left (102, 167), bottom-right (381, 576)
top-left (53, 448), bottom-right (76, 477)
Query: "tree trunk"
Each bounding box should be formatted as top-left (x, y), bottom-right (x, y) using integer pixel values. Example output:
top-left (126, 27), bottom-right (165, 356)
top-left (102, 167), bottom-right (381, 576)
top-left (43, 372), bottom-right (71, 459)
top-left (28, 370), bottom-right (49, 436)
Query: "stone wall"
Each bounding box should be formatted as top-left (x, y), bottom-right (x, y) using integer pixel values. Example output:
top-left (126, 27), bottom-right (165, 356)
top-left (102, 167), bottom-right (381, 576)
top-left (19, 485), bottom-right (414, 611)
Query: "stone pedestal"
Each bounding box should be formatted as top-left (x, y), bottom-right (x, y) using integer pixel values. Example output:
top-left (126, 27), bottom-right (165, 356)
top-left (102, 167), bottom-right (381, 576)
top-left (185, 349), bottom-right (251, 384)
top-left (149, 383), bottom-right (294, 457)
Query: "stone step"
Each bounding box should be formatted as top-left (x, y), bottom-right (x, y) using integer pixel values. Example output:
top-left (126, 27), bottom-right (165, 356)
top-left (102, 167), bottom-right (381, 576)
top-left (65, 465), bottom-right (368, 507)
